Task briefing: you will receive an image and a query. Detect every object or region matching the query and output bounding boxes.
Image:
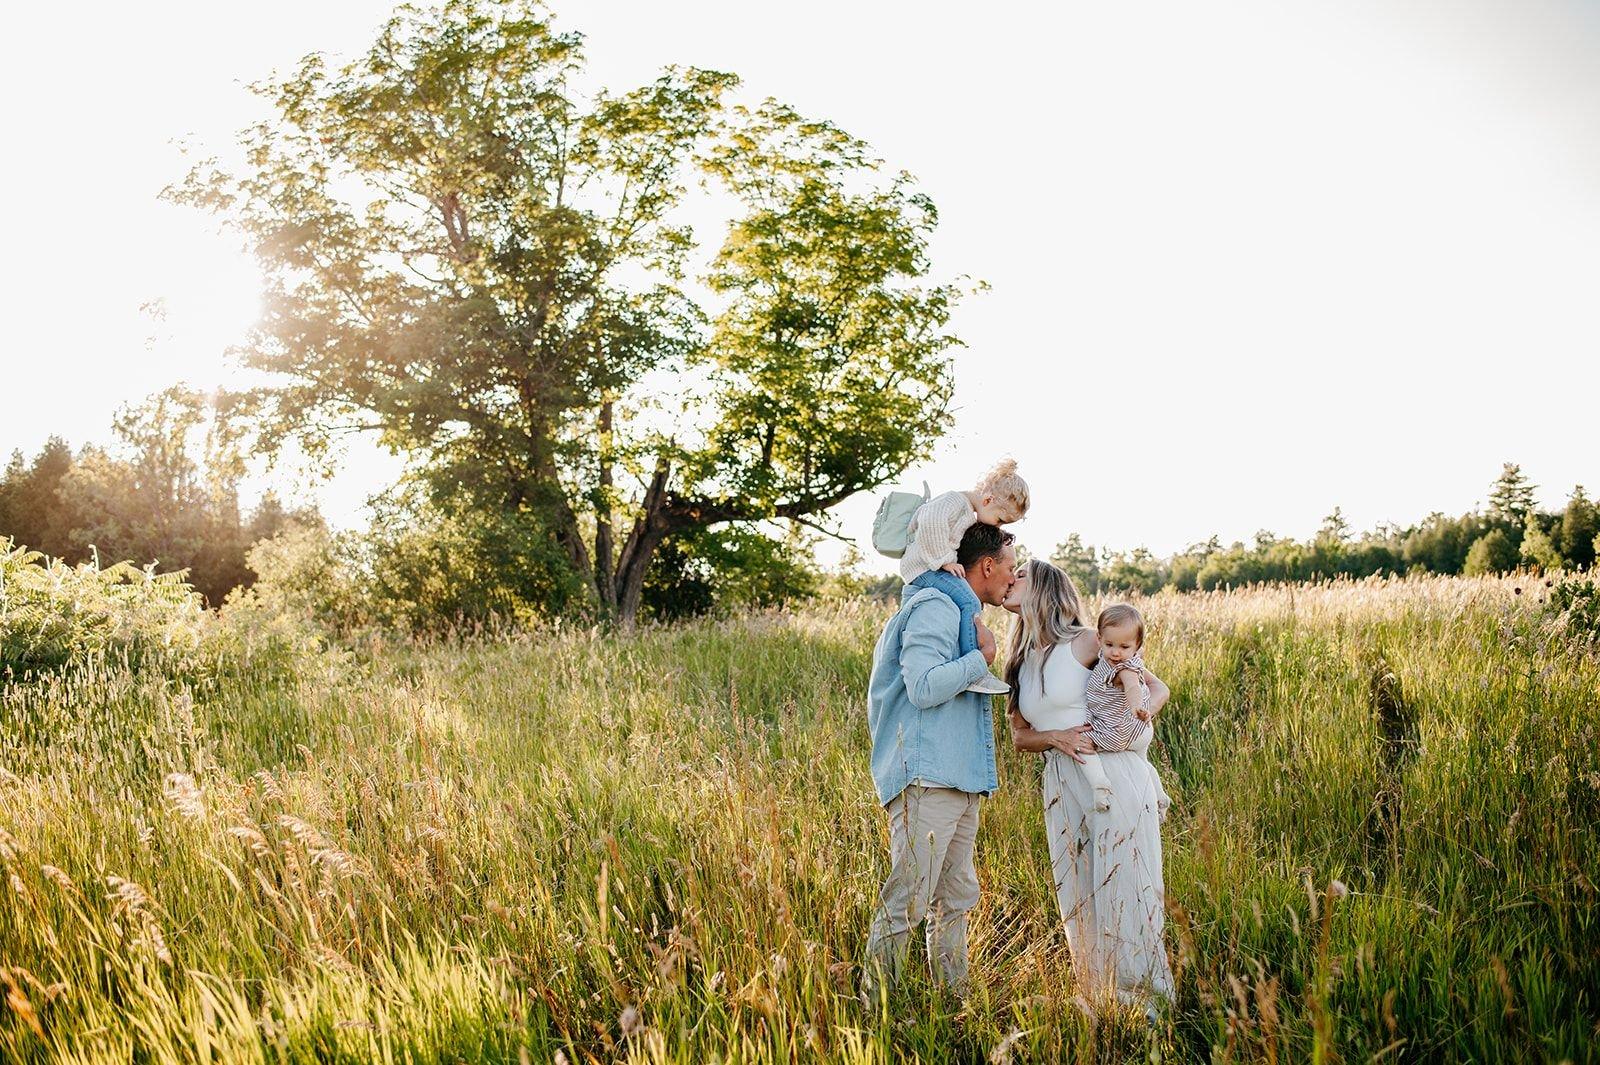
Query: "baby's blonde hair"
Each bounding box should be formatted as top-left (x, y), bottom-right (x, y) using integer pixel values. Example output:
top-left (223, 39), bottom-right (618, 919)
top-left (1097, 603), bottom-right (1145, 647)
top-left (976, 458), bottom-right (1030, 516)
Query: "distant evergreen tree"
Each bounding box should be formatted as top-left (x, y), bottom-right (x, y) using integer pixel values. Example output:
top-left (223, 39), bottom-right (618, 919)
top-left (1402, 512), bottom-right (1483, 575)
top-left (1318, 507), bottom-right (1352, 544)
top-left (1488, 463), bottom-right (1536, 525)
top-left (0, 437), bottom-right (80, 559)
top-left (1559, 486), bottom-right (1596, 570)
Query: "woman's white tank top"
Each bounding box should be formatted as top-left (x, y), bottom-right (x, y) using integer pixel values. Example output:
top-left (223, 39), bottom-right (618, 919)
top-left (1017, 644), bottom-right (1092, 732)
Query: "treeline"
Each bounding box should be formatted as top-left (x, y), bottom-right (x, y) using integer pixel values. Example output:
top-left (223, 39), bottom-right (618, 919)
top-left (0, 385), bottom-right (817, 627)
top-left (1052, 463), bottom-right (1598, 595)
top-left (0, 387), bottom-right (315, 605)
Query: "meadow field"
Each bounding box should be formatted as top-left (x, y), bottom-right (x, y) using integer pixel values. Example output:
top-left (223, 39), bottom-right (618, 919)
top-left (1, 572), bottom-right (1597, 1063)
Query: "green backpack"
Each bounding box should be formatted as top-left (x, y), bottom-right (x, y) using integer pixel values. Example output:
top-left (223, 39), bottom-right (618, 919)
top-left (871, 483), bottom-right (931, 559)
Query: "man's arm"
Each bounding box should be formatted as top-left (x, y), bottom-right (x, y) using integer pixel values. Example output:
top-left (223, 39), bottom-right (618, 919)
top-left (900, 596), bottom-right (988, 708)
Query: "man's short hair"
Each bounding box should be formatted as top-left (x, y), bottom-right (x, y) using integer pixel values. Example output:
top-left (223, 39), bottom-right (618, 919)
top-left (956, 522), bottom-right (1015, 568)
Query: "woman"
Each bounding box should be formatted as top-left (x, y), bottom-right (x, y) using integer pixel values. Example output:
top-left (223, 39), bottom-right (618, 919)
top-left (1001, 559), bottom-right (1175, 1012)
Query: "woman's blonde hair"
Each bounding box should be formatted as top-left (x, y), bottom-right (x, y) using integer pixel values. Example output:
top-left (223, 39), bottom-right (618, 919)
top-left (1003, 558), bottom-right (1093, 716)
top-left (976, 458), bottom-right (1030, 516)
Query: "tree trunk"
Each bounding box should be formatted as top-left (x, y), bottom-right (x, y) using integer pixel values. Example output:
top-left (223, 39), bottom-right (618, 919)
top-left (594, 400), bottom-right (617, 617)
top-left (610, 460), bottom-right (673, 629)
top-left (615, 525), bottom-right (668, 627)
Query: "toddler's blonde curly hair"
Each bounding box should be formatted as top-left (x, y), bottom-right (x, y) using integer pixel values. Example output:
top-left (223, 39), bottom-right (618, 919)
top-left (976, 458), bottom-right (1030, 517)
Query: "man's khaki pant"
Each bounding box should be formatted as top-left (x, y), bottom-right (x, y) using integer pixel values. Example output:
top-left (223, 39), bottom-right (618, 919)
top-left (862, 785), bottom-right (981, 995)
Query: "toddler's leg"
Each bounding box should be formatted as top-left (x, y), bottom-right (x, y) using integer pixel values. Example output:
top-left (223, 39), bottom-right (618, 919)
top-left (1081, 753), bottom-right (1114, 813)
top-left (909, 570), bottom-right (981, 657)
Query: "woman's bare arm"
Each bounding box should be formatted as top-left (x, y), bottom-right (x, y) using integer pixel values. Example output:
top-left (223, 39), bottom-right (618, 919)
top-left (1008, 708), bottom-right (1094, 762)
top-left (1142, 668), bottom-right (1171, 715)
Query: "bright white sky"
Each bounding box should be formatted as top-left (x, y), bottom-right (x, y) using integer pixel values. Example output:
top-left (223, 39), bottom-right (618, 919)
top-left (3, 0), bottom-right (1598, 573)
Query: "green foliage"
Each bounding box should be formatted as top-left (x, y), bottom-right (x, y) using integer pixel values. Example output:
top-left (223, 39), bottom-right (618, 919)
top-left (168, 0), bottom-right (967, 624)
top-left (813, 546), bottom-right (900, 602)
top-left (641, 524), bottom-right (818, 621)
top-left (227, 481), bottom-right (592, 636)
top-left (1550, 575), bottom-right (1600, 645)
top-left (1521, 512), bottom-right (1565, 572)
top-left (221, 521), bottom-right (370, 637)
top-left (1036, 464), bottom-right (1594, 597)
top-left (1402, 510), bottom-right (1485, 575)
top-left (1049, 532), bottom-right (1101, 592)
top-left (1560, 486), bottom-right (1597, 570)
top-left (0, 436), bottom-right (81, 560)
top-left (1101, 545), bottom-right (1164, 595)
top-left (0, 578), bottom-right (1595, 1061)
top-left (1464, 527), bottom-right (1519, 576)
top-left (0, 390), bottom-right (317, 606)
top-left (360, 484), bottom-right (587, 633)
top-left (0, 539), bottom-right (206, 678)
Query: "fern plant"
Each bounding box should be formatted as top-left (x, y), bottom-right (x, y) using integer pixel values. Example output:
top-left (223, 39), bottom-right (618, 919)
top-left (0, 539), bottom-right (207, 679)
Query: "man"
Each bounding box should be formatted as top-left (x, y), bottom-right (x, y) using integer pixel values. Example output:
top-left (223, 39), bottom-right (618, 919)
top-left (861, 522), bottom-right (1017, 997)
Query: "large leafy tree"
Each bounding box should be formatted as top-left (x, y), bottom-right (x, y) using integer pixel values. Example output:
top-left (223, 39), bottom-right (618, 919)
top-left (170, 0), bottom-right (964, 623)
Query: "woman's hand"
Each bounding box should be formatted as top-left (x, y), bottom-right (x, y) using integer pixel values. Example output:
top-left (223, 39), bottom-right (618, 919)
top-left (1043, 725), bottom-right (1095, 764)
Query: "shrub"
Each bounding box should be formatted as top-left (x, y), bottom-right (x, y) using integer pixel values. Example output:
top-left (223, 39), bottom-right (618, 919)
top-left (223, 522), bottom-right (370, 637)
top-left (1550, 575), bottom-right (1600, 645)
top-left (0, 539), bottom-right (207, 678)
top-left (642, 525), bottom-right (819, 620)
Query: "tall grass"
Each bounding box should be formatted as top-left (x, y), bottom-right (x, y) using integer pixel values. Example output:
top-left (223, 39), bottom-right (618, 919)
top-left (0, 575), bottom-right (1595, 1062)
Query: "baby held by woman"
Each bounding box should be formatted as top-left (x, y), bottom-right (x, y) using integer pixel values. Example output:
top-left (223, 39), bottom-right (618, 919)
top-left (1083, 604), bottom-right (1171, 815)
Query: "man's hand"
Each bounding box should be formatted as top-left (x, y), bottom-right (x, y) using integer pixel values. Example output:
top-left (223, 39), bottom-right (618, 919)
top-left (942, 562), bottom-right (966, 579)
top-left (1045, 725), bottom-right (1095, 764)
top-left (975, 619), bottom-right (997, 664)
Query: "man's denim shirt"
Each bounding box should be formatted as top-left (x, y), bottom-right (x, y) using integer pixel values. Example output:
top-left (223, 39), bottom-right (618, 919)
top-left (867, 586), bottom-right (999, 806)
